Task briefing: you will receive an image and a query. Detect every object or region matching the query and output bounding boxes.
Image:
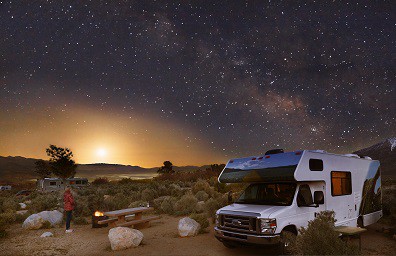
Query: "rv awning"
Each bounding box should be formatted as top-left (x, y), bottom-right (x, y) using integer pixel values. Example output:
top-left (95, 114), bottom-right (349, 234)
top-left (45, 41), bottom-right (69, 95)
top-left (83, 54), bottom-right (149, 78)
top-left (218, 152), bottom-right (302, 183)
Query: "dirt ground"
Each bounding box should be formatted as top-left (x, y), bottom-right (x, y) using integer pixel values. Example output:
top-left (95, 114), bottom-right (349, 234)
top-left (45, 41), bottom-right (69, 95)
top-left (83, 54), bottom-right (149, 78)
top-left (1, 215), bottom-right (395, 256)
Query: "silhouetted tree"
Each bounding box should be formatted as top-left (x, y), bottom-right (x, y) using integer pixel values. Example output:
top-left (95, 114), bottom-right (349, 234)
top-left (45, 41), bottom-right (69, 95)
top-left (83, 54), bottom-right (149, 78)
top-left (46, 145), bottom-right (77, 183)
top-left (34, 160), bottom-right (51, 178)
top-left (157, 161), bottom-right (174, 174)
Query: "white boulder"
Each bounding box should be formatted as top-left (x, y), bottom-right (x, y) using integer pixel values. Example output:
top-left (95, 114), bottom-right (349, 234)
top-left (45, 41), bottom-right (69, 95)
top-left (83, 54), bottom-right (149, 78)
top-left (22, 214), bottom-right (44, 230)
top-left (38, 210), bottom-right (63, 226)
top-left (108, 227), bottom-right (143, 251)
top-left (178, 217), bottom-right (200, 237)
top-left (19, 203), bottom-right (27, 209)
top-left (40, 232), bottom-right (54, 238)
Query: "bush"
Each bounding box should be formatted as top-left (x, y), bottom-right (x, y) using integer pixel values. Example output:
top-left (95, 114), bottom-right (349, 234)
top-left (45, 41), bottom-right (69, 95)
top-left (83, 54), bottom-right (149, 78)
top-left (190, 213), bottom-right (209, 233)
top-left (195, 191), bottom-right (209, 201)
top-left (160, 197), bottom-right (177, 214)
top-left (141, 188), bottom-right (157, 202)
top-left (192, 180), bottom-right (212, 195)
top-left (203, 195), bottom-right (228, 221)
top-left (15, 212), bottom-right (30, 223)
top-left (30, 194), bottom-right (59, 212)
top-left (92, 177), bottom-right (110, 185)
top-left (0, 210), bottom-right (16, 235)
top-left (74, 216), bottom-right (89, 225)
top-left (291, 211), bottom-right (360, 255)
top-left (1, 197), bottom-right (19, 213)
top-left (174, 194), bottom-right (198, 215)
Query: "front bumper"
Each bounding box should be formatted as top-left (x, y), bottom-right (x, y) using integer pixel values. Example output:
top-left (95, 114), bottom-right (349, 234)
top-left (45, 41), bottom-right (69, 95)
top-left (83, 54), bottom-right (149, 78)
top-left (214, 227), bottom-right (281, 245)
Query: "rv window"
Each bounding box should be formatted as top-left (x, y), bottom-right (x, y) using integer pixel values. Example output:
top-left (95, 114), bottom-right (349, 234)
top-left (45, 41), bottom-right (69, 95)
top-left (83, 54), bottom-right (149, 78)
top-left (76, 180), bottom-right (81, 184)
top-left (309, 159), bottom-right (323, 171)
top-left (297, 184), bottom-right (313, 206)
top-left (82, 180), bottom-right (87, 184)
top-left (49, 181), bottom-right (56, 186)
top-left (331, 171), bottom-right (352, 196)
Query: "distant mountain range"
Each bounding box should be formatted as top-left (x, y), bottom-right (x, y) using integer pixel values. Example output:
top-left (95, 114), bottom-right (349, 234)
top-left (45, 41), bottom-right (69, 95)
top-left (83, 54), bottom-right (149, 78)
top-left (0, 156), bottom-right (211, 184)
top-left (354, 137), bottom-right (396, 178)
top-left (0, 137), bottom-right (395, 183)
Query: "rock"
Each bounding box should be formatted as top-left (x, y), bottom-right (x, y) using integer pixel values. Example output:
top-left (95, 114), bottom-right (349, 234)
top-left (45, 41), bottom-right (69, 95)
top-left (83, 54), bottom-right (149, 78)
top-left (22, 214), bottom-right (44, 230)
top-left (19, 203), bottom-right (27, 209)
top-left (16, 210), bottom-right (28, 215)
top-left (178, 217), bottom-right (200, 237)
top-left (24, 200), bottom-right (32, 204)
top-left (108, 227), bottom-right (144, 251)
top-left (40, 232), bottom-right (54, 238)
top-left (38, 210), bottom-right (63, 226)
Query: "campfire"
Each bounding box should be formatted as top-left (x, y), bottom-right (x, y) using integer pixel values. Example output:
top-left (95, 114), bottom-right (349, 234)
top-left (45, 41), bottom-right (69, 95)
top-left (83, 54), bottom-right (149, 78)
top-left (92, 211), bottom-right (108, 228)
top-left (94, 211), bottom-right (104, 217)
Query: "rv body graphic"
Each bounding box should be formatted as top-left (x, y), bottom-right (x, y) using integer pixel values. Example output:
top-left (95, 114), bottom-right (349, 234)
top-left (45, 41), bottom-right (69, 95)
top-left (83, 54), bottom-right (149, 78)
top-left (214, 149), bottom-right (382, 247)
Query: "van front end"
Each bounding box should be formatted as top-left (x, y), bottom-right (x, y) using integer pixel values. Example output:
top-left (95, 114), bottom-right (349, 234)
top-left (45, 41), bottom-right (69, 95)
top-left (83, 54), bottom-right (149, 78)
top-left (214, 210), bottom-right (281, 245)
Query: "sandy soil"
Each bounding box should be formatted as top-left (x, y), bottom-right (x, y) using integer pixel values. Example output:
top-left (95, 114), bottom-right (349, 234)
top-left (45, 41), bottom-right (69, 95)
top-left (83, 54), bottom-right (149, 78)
top-left (1, 215), bottom-right (395, 256)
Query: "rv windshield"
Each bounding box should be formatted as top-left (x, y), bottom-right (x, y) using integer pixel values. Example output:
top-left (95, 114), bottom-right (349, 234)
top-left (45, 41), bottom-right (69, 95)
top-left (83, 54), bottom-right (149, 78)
top-left (235, 183), bottom-right (296, 206)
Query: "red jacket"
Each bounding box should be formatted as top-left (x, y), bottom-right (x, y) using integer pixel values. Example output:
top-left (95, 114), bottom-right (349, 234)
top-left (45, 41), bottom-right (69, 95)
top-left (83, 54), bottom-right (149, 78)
top-left (64, 191), bottom-right (75, 211)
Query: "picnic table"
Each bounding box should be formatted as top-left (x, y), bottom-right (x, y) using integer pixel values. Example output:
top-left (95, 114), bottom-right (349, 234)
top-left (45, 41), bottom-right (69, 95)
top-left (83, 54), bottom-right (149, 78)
top-left (98, 207), bottom-right (160, 229)
top-left (334, 226), bottom-right (367, 251)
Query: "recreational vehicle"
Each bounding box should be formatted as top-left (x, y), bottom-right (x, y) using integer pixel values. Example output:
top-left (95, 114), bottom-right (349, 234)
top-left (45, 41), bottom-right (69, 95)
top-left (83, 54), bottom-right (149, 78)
top-left (0, 185), bottom-right (12, 191)
top-left (37, 178), bottom-right (89, 192)
top-left (214, 149), bottom-right (382, 248)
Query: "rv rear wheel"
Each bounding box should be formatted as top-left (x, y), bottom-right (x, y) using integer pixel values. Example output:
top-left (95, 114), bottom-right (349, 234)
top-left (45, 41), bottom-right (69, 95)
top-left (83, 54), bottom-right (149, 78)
top-left (279, 230), bottom-right (296, 254)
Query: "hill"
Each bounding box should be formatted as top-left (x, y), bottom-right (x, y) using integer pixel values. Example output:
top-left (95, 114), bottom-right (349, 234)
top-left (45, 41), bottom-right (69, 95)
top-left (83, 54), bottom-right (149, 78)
top-left (0, 156), bottom-right (211, 184)
top-left (354, 137), bottom-right (396, 178)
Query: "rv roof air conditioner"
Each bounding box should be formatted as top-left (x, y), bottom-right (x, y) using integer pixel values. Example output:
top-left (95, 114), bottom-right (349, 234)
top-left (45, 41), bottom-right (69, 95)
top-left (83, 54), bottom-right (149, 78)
top-left (265, 149), bottom-right (284, 155)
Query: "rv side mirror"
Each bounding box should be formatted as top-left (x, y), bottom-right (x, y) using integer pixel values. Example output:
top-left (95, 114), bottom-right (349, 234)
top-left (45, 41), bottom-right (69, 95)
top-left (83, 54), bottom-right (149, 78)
top-left (314, 191), bottom-right (324, 205)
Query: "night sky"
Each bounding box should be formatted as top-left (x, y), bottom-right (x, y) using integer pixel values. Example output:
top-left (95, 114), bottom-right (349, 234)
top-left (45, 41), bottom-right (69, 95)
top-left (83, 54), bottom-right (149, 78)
top-left (0, 1), bottom-right (395, 167)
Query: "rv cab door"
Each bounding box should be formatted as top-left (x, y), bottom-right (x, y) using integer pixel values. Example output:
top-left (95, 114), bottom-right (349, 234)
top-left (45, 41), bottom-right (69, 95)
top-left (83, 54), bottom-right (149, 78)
top-left (294, 182), bottom-right (326, 229)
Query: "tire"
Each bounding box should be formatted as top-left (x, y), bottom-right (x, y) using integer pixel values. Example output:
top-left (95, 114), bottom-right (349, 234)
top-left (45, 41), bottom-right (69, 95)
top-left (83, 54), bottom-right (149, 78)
top-left (279, 230), bottom-right (296, 254)
top-left (222, 241), bottom-right (237, 248)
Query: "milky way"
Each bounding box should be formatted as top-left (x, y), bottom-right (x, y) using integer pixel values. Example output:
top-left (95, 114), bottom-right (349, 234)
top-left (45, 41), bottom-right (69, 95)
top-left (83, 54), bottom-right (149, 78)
top-left (0, 1), bottom-right (395, 165)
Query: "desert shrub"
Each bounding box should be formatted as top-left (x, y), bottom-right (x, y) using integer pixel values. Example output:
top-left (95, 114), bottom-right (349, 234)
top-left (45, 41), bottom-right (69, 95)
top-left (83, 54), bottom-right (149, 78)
top-left (0, 210), bottom-right (16, 231)
top-left (15, 212), bottom-right (30, 223)
top-left (74, 216), bottom-right (89, 225)
top-left (92, 177), bottom-right (110, 185)
top-left (203, 195), bottom-right (228, 221)
top-left (190, 213), bottom-right (209, 233)
top-left (30, 194), bottom-right (59, 212)
top-left (160, 196), bottom-right (177, 214)
top-left (41, 220), bottom-right (52, 229)
top-left (195, 191), bottom-right (209, 201)
top-left (291, 211), bottom-right (360, 255)
top-left (141, 188), bottom-right (157, 202)
top-left (382, 184), bottom-right (396, 224)
top-left (105, 193), bottom-right (130, 210)
top-left (1, 197), bottom-right (19, 213)
top-left (174, 194), bottom-right (198, 215)
top-left (118, 178), bottom-right (134, 184)
top-left (170, 184), bottom-right (184, 197)
top-left (128, 200), bottom-right (146, 208)
top-left (192, 179), bottom-right (212, 195)
top-left (153, 196), bottom-right (169, 212)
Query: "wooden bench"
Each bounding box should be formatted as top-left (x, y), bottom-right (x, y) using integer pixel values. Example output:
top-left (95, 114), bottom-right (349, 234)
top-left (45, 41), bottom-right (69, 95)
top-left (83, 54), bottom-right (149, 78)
top-left (117, 215), bottom-right (161, 228)
top-left (100, 207), bottom-right (160, 229)
top-left (334, 226), bottom-right (367, 251)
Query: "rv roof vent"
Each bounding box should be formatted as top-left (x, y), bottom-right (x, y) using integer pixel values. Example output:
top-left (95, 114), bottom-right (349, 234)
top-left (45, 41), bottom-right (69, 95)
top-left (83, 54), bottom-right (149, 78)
top-left (265, 149), bottom-right (284, 155)
top-left (364, 156), bottom-right (372, 160)
top-left (343, 154), bottom-right (360, 158)
top-left (310, 150), bottom-right (327, 153)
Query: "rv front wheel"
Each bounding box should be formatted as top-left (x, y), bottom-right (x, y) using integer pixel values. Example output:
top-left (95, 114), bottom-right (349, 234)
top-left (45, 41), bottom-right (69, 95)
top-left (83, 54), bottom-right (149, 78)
top-left (357, 217), bottom-right (364, 228)
top-left (279, 230), bottom-right (296, 254)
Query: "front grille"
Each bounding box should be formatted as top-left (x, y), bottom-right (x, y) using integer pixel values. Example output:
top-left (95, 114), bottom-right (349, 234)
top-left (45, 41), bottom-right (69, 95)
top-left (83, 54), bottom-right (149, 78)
top-left (220, 214), bottom-right (258, 234)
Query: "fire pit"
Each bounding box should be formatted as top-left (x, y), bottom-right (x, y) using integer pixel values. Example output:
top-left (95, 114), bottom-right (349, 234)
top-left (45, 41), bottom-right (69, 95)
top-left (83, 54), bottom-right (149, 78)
top-left (92, 211), bottom-right (108, 228)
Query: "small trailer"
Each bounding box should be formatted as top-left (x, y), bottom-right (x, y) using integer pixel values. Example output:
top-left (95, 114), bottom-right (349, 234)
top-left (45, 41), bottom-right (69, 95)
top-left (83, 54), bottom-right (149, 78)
top-left (37, 177), bottom-right (89, 192)
top-left (214, 149), bottom-right (382, 248)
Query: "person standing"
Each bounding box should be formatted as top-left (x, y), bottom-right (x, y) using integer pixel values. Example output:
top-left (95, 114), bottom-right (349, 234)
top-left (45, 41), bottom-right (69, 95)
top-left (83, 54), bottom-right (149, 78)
top-left (64, 185), bottom-right (75, 233)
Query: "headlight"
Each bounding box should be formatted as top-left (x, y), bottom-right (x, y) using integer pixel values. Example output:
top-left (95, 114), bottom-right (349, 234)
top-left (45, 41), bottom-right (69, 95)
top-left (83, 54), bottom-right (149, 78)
top-left (260, 218), bottom-right (277, 234)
